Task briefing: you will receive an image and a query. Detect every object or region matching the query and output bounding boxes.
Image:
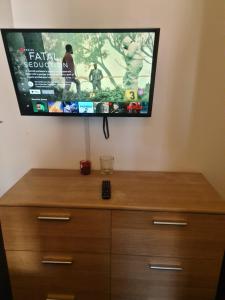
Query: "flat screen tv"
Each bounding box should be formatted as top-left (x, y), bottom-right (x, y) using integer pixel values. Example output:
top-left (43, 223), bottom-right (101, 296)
top-left (1, 28), bottom-right (160, 117)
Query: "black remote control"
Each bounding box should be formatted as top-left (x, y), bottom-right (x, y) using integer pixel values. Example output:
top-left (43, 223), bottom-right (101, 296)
top-left (102, 180), bottom-right (111, 199)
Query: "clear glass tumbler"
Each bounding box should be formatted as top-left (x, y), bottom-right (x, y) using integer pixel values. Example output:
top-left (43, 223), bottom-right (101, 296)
top-left (100, 155), bottom-right (114, 175)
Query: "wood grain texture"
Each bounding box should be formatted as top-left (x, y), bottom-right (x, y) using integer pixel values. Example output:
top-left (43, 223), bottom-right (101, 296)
top-left (7, 251), bottom-right (110, 300)
top-left (112, 211), bottom-right (225, 258)
top-left (111, 255), bottom-right (222, 300)
top-left (0, 207), bottom-right (111, 253)
top-left (0, 169), bottom-right (225, 300)
top-left (0, 169), bottom-right (225, 214)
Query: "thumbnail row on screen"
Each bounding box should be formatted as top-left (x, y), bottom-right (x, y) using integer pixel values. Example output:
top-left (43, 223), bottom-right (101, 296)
top-left (31, 100), bottom-right (149, 114)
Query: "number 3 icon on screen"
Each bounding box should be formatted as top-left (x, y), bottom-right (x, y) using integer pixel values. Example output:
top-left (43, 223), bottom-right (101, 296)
top-left (125, 89), bottom-right (138, 101)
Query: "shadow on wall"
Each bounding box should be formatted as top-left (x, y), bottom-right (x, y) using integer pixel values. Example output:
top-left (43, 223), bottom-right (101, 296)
top-left (188, 0), bottom-right (225, 197)
top-left (158, 0), bottom-right (204, 171)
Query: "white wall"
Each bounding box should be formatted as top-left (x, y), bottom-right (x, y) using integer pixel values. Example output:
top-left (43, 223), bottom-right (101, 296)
top-left (0, 0), bottom-right (31, 195)
top-left (1, 0), bottom-right (224, 197)
top-left (0, 0), bottom-right (13, 27)
top-left (8, 0), bottom-right (204, 169)
top-left (0, 0), bottom-right (85, 196)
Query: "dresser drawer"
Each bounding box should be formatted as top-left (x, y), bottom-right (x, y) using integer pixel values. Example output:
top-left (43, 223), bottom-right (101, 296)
top-left (0, 207), bottom-right (111, 253)
top-left (112, 254), bottom-right (222, 300)
top-left (7, 251), bottom-right (110, 300)
top-left (112, 211), bottom-right (225, 258)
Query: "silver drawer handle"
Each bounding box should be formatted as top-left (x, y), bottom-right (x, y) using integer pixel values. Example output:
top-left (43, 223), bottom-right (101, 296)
top-left (37, 216), bottom-right (71, 221)
top-left (153, 220), bottom-right (188, 226)
top-left (149, 264), bottom-right (183, 271)
top-left (42, 260), bottom-right (73, 265)
top-left (46, 294), bottom-right (75, 300)
top-left (47, 298), bottom-right (74, 300)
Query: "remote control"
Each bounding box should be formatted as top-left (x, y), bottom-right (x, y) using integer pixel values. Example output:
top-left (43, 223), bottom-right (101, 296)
top-left (102, 180), bottom-right (111, 199)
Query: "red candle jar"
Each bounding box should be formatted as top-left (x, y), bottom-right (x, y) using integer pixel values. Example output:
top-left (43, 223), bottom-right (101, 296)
top-left (80, 160), bottom-right (91, 175)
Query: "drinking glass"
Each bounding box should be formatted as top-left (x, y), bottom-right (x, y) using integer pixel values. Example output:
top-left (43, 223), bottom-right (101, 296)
top-left (100, 155), bottom-right (114, 175)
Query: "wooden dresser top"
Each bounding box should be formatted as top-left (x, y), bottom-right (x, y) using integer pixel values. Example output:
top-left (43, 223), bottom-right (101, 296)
top-left (0, 169), bottom-right (224, 214)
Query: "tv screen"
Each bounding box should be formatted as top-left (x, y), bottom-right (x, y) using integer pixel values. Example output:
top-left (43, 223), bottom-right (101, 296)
top-left (1, 29), bottom-right (160, 117)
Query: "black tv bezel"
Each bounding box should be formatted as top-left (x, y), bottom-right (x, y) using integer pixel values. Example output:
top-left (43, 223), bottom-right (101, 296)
top-left (1, 28), bottom-right (160, 118)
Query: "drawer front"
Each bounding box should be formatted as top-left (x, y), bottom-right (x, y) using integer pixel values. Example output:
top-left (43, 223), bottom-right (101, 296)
top-left (7, 251), bottom-right (110, 300)
top-left (112, 211), bottom-right (225, 258)
top-left (112, 254), bottom-right (222, 300)
top-left (0, 207), bottom-right (111, 253)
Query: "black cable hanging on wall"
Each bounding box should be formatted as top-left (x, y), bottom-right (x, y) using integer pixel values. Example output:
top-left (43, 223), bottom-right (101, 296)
top-left (103, 116), bottom-right (110, 139)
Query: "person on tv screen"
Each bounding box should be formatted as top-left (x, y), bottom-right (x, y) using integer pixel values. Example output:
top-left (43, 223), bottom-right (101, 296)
top-left (62, 44), bottom-right (81, 99)
top-left (110, 102), bottom-right (122, 114)
top-left (36, 102), bottom-right (46, 112)
top-left (89, 63), bottom-right (103, 92)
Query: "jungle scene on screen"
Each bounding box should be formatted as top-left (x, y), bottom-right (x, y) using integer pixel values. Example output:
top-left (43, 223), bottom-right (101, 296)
top-left (6, 31), bottom-right (156, 115)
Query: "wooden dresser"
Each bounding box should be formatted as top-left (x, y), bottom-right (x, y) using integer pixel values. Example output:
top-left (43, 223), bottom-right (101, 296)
top-left (0, 169), bottom-right (225, 300)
